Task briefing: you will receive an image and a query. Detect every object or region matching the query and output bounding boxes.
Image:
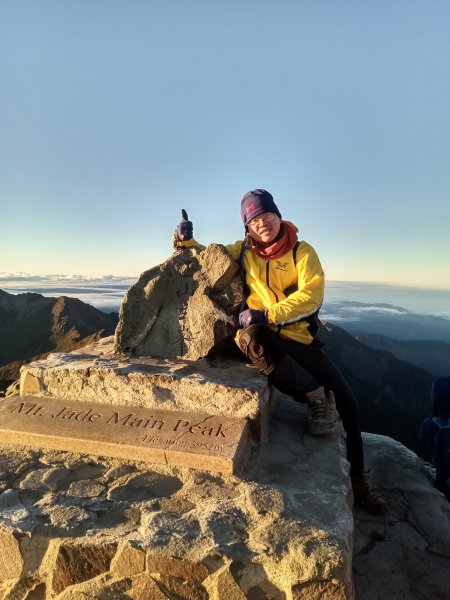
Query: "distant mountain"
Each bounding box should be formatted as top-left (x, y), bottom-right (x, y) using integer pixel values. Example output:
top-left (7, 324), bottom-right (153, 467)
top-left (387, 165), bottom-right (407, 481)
top-left (319, 322), bottom-right (434, 459)
top-left (353, 333), bottom-right (450, 377)
top-left (322, 300), bottom-right (450, 343)
top-left (0, 290), bottom-right (118, 391)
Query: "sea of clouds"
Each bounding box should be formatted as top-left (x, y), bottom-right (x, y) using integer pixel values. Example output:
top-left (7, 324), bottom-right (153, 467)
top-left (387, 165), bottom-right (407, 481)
top-left (1, 273), bottom-right (450, 320)
top-left (323, 281), bottom-right (450, 321)
top-left (0, 273), bottom-right (136, 313)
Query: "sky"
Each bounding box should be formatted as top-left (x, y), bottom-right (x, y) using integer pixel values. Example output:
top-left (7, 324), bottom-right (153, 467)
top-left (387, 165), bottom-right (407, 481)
top-left (1, 0), bottom-right (449, 289)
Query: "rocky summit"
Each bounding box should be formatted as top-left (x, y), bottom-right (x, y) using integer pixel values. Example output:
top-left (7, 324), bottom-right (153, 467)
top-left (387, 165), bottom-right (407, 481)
top-left (5, 336), bottom-right (356, 595)
top-left (0, 394), bottom-right (354, 599)
top-left (1, 246), bottom-right (450, 599)
top-left (0, 395), bottom-right (449, 599)
top-left (114, 244), bottom-right (243, 360)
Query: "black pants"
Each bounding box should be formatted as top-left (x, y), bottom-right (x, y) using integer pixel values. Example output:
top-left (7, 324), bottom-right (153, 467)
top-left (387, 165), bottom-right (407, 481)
top-left (238, 325), bottom-right (364, 476)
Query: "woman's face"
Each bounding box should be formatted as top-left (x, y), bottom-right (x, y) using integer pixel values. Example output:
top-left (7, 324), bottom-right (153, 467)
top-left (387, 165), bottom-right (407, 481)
top-left (247, 212), bottom-right (281, 246)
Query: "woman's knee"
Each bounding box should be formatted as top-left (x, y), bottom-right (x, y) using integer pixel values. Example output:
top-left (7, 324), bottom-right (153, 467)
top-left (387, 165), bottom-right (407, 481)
top-left (236, 325), bottom-right (285, 374)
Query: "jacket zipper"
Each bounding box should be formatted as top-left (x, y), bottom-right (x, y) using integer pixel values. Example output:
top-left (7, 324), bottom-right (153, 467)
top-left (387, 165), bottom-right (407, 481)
top-left (266, 261), bottom-right (279, 303)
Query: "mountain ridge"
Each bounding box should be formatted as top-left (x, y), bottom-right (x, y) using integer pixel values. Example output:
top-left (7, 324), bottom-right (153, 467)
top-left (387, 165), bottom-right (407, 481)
top-left (319, 322), bottom-right (434, 458)
top-left (353, 333), bottom-right (450, 376)
top-left (0, 289), bottom-right (118, 390)
top-left (322, 299), bottom-right (450, 342)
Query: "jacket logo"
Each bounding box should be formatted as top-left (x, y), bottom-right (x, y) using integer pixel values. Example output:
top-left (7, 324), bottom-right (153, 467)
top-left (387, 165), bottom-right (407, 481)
top-left (275, 261), bottom-right (288, 271)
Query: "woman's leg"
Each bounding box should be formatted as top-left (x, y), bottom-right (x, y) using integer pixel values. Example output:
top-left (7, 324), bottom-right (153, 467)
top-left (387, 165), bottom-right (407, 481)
top-left (237, 324), bottom-right (335, 434)
top-left (237, 324), bottom-right (318, 391)
top-left (236, 325), bottom-right (386, 513)
top-left (281, 340), bottom-right (364, 476)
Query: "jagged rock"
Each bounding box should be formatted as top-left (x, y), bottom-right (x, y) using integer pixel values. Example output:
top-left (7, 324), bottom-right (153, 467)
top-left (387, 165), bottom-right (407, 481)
top-left (292, 580), bottom-right (347, 599)
top-left (128, 573), bottom-right (168, 600)
top-left (55, 573), bottom-right (133, 599)
top-left (114, 244), bottom-right (243, 359)
top-left (47, 542), bottom-right (117, 596)
top-left (353, 433), bottom-right (450, 600)
top-left (0, 530), bottom-right (23, 581)
top-left (146, 556), bottom-right (209, 582)
top-left (204, 564), bottom-right (247, 600)
top-left (110, 543), bottom-right (146, 578)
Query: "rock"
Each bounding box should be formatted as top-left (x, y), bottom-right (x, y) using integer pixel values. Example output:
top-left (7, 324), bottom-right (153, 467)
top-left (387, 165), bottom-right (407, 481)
top-left (146, 556), bottom-right (209, 582)
top-left (204, 564), bottom-right (247, 600)
top-left (48, 504), bottom-right (91, 528)
top-left (156, 574), bottom-right (208, 600)
top-left (65, 479), bottom-right (105, 498)
top-left (15, 466), bottom-right (71, 492)
top-left (0, 488), bottom-right (24, 510)
top-left (55, 573), bottom-right (132, 599)
top-left (353, 433), bottom-right (450, 600)
top-left (128, 573), bottom-right (167, 599)
top-left (107, 471), bottom-right (183, 502)
top-left (110, 543), bottom-right (146, 577)
top-left (292, 579), bottom-right (348, 599)
top-left (47, 542), bottom-right (117, 596)
top-left (114, 244), bottom-right (243, 359)
top-left (0, 530), bottom-right (23, 581)
top-left (5, 330), bottom-right (448, 599)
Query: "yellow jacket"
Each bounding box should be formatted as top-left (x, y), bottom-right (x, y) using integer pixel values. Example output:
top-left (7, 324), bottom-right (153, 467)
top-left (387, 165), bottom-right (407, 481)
top-left (174, 238), bottom-right (324, 345)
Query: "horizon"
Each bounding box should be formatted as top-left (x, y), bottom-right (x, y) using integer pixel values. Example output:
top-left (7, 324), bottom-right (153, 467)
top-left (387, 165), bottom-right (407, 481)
top-left (2, 274), bottom-right (450, 320)
top-left (2, 272), bottom-right (450, 293)
top-left (1, 1), bottom-right (450, 289)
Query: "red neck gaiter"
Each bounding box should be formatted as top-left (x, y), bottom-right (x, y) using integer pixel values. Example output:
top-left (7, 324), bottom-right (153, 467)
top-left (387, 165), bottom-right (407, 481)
top-left (250, 221), bottom-right (299, 260)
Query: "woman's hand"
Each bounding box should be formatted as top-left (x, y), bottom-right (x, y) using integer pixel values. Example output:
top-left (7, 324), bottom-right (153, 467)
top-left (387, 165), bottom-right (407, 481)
top-left (174, 209), bottom-right (193, 242)
top-left (239, 309), bottom-right (267, 328)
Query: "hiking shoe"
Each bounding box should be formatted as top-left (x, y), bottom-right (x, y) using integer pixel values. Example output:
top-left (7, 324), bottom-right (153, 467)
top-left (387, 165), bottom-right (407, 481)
top-left (305, 387), bottom-right (336, 436)
top-left (351, 471), bottom-right (387, 515)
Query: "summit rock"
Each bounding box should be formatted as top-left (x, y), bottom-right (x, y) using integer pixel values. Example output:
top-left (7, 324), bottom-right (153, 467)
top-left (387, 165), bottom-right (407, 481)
top-left (114, 244), bottom-right (243, 360)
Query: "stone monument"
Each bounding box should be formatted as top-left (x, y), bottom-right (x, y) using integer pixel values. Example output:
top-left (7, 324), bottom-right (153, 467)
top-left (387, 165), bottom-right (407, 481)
top-left (0, 244), bottom-right (360, 598)
top-left (114, 244), bottom-right (243, 360)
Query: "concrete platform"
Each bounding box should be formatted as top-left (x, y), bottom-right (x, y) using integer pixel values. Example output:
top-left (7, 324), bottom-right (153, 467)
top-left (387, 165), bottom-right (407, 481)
top-left (19, 337), bottom-right (272, 442)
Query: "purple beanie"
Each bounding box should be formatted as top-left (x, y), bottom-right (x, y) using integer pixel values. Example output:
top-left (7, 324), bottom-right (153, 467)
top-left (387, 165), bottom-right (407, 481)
top-left (241, 189), bottom-right (282, 225)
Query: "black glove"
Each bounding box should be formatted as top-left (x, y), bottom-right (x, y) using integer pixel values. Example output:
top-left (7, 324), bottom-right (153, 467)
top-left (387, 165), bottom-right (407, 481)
top-left (239, 309), bottom-right (267, 328)
top-left (174, 209), bottom-right (193, 242)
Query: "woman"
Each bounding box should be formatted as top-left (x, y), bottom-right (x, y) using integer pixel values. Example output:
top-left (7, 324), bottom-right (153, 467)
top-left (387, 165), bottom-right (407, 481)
top-left (174, 189), bottom-right (386, 515)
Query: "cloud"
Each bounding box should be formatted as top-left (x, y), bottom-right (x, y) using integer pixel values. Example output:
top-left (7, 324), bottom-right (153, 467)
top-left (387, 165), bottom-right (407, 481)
top-left (0, 273), bottom-right (136, 313)
top-left (2, 275), bottom-right (450, 321)
top-left (0, 272), bottom-right (135, 285)
top-left (320, 300), bottom-right (415, 325)
top-left (340, 305), bottom-right (408, 315)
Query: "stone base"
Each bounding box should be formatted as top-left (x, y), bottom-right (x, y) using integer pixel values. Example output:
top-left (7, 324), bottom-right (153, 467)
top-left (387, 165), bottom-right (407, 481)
top-left (19, 337), bottom-right (272, 442)
top-left (0, 397), bottom-right (354, 600)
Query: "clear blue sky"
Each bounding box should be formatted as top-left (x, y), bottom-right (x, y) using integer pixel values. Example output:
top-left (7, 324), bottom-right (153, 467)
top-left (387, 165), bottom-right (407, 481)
top-left (1, 0), bottom-right (449, 289)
